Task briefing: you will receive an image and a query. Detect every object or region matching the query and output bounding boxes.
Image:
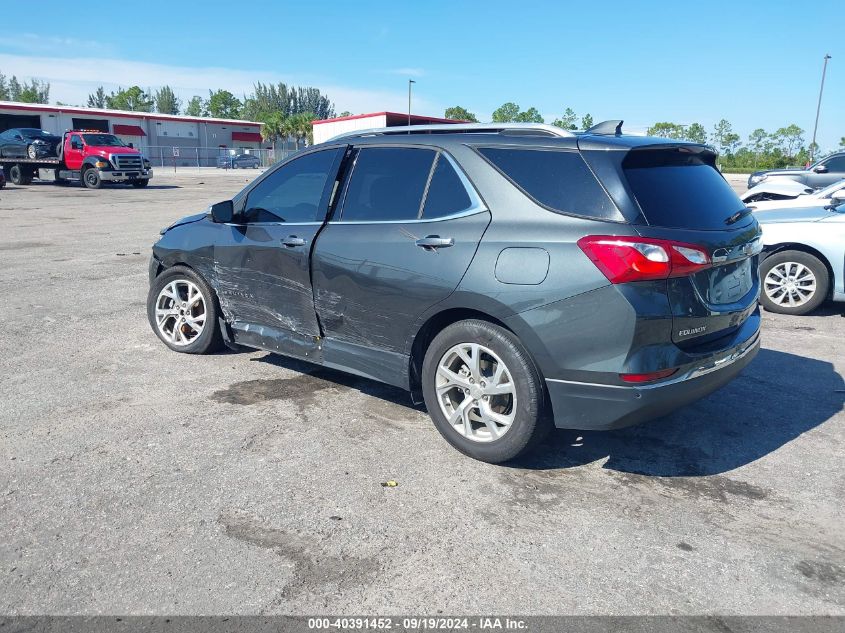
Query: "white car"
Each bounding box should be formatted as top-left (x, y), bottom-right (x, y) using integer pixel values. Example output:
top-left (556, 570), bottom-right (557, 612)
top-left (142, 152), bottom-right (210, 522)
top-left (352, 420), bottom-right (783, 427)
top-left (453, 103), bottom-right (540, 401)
top-left (744, 178), bottom-right (845, 211)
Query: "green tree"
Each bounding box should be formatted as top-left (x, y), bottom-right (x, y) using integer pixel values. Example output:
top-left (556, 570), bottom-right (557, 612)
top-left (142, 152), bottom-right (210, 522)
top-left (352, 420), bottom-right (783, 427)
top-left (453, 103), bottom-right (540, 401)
top-left (206, 89), bottom-right (241, 119)
top-left (16, 78), bottom-right (49, 103)
top-left (8, 76), bottom-right (21, 101)
top-left (552, 107), bottom-right (578, 130)
top-left (0, 72), bottom-right (10, 100)
top-left (184, 96), bottom-right (205, 117)
top-left (491, 102), bottom-right (520, 122)
top-left (339, 111), bottom-right (352, 117)
top-left (840, 137), bottom-right (845, 148)
top-left (581, 113), bottom-right (594, 130)
top-left (260, 111), bottom-right (286, 154)
top-left (648, 122), bottom-right (684, 139)
top-left (515, 107), bottom-right (544, 123)
top-left (87, 86), bottom-right (106, 108)
top-left (289, 112), bottom-right (314, 148)
top-left (154, 85), bottom-right (181, 115)
top-left (685, 122), bottom-right (707, 144)
top-left (774, 124), bottom-right (804, 160)
top-left (106, 86), bottom-right (154, 112)
top-left (748, 128), bottom-right (768, 168)
top-left (711, 119), bottom-right (740, 156)
top-left (444, 105), bottom-right (478, 122)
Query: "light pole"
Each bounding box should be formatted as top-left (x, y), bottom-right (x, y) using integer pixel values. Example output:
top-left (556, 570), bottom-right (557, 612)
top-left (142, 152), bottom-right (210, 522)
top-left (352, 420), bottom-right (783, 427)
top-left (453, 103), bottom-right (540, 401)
top-left (408, 79), bottom-right (416, 128)
top-left (810, 54), bottom-right (832, 163)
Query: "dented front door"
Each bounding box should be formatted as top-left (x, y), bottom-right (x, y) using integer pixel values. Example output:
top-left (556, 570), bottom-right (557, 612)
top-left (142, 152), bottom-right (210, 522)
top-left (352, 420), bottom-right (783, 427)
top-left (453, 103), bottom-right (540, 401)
top-left (212, 147), bottom-right (345, 351)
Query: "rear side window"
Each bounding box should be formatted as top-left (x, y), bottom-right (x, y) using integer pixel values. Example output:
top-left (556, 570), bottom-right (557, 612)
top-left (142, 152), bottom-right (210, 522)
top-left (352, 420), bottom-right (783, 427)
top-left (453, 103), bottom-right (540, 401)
top-left (422, 155), bottom-right (473, 218)
top-left (341, 147), bottom-right (435, 222)
top-left (623, 148), bottom-right (745, 230)
top-left (477, 147), bottom-right (616, 219)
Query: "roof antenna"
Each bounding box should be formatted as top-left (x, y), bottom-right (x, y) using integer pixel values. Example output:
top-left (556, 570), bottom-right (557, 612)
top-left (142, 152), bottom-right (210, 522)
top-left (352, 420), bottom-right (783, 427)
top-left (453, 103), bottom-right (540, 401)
top-left (586, 120), bottom-right (623, 135)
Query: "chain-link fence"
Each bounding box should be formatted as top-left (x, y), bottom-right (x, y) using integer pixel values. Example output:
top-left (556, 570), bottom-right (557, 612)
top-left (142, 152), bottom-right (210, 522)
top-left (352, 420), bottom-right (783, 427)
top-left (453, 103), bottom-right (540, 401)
top-left (143, 145), bottom-right (301, 169)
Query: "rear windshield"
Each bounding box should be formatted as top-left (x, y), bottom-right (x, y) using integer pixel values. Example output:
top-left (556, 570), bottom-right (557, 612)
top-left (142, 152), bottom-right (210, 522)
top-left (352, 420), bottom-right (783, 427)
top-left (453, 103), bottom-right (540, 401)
top-left (477, 147), bottom-right (618, 220)
top-left (623, 148), bottom-right (746, 230)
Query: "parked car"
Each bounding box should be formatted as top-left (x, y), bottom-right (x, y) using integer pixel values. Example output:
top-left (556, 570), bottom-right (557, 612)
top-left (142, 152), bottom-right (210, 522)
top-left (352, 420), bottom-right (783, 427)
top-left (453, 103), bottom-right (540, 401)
top-left (742, 178), bottom-right (813, 204)
top-left (745, 179), bottom-right (845, 211)
top-left (0, 128), bottom-right (61, 159)
top-left (755, 193), bottom-right (845, 315)
top-left (748, 152), bottom-right (845, 189)
top-left (148, 122), bottom-right (762, 463)
top-left (0, 165), bottom-right (5, 188)
top-left (217, 153), bottom-right (261, 169)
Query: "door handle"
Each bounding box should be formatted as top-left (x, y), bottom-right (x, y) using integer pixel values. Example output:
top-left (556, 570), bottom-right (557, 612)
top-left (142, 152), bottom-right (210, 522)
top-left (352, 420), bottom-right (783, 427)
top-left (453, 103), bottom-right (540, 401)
top-left (415, 235), bottom-right (454, 250)
top-left (281, 235), bottom-right (306, 247)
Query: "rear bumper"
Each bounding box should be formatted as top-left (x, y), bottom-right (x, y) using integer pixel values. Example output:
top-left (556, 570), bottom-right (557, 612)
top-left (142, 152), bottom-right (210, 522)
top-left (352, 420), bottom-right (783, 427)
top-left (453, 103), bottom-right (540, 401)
top-left (100, 168), bottom-right (153, 182)
top-left (546, 326), bottom-right (760, 431)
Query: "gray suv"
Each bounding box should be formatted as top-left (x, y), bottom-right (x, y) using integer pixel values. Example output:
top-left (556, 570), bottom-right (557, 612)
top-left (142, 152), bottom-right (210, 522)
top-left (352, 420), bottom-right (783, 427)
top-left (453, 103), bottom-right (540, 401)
top-left (147, 121), bottom-right (762, 463)
top-left (748, 152), bottom-right (845, 189)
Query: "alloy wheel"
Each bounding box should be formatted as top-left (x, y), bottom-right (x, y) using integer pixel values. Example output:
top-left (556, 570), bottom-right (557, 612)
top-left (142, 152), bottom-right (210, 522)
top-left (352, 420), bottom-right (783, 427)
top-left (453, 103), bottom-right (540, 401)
top-left (155, 279), bottom-right (207, 346)
top-left (435, 343), bottom-right (517, 443)
top-left (764, 261), bottom-right (817, 308)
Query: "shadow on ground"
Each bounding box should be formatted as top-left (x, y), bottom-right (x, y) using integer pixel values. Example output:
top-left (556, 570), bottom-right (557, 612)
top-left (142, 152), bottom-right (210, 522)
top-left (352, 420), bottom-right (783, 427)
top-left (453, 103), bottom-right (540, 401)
top-left (236, 348), bottom-right (842, 477)
top-left (512, 348), bottom-right (844, 476)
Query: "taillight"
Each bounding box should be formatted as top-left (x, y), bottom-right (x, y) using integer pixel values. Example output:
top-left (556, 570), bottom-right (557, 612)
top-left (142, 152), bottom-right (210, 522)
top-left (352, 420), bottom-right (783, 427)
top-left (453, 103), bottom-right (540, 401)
top-left (577, 235), bottom-right (711, 284)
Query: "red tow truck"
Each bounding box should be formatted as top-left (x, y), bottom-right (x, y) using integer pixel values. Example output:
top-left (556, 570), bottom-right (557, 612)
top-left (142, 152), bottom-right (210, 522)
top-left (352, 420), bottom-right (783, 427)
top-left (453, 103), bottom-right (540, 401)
top-left (0, 130), bottom-right (153, 189)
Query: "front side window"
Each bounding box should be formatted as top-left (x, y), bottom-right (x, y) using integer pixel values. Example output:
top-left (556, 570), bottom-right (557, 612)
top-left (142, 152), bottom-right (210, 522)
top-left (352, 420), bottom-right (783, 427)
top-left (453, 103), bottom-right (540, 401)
top-left (821, 156), bottom-right (845, 172)
top-left (340, 147), bottom-right (436, 222)
top-left (477, 147), bottom-right (616, 219)
top-left (70, 135), bottom-right (82, 148)
top-left (243, 148), bottom-right (340, 223)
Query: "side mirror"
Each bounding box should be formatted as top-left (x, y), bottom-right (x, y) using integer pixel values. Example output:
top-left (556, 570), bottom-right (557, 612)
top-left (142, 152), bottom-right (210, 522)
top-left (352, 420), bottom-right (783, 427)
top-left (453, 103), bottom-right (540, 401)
top-left (813, 164), bottom-right (828, 173)
top-left (210, 200), bottom-right (234, 223)
top-left (71, 142), bottom-right (81, 150)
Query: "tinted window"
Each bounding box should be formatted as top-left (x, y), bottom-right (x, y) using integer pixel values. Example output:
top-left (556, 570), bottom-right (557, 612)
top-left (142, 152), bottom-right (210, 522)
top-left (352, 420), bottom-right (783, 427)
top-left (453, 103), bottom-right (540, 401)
top-left (477, 147), bottom-right (615, 218)
top-left (422, 155), bottom-right (473, 218)
top-left (70, 135), bottom-right (82, 147)
top-left (244, 149), bottom-right (339, 223)
top-left (623, 148), bottom-right (744, 230)
top-left (341, 147), bottom-right (435, 221)
top-left (822, 156), bottom-right (845, 172)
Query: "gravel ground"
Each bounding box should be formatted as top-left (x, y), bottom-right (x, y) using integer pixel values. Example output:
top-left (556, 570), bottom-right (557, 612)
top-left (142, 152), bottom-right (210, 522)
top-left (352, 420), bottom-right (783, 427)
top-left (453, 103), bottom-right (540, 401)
top-left (0, 170), bottom-right (843, 615)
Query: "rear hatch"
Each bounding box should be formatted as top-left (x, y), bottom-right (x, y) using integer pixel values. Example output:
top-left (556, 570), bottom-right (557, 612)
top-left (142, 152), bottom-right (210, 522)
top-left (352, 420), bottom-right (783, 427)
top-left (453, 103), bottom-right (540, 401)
top-left (622, 146), bottom-right (761, 347)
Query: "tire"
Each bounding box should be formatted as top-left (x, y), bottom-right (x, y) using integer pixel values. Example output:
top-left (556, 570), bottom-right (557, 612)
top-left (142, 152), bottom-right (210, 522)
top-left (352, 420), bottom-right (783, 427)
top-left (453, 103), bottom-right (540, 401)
top-left (147, 266), bottom-right (224, 354)
top-left (421, 319), bottom-right (550, 463)
top-left (8, 164), bottom-right (23, 185)
top-left (130, 179), bottom-right (149, 188)
top-left (82, 167), bottom-right (102, 189)
top-left (27, 144), bottom-right (37, 159)
top-left (760, 250), bottom-right (829, 315)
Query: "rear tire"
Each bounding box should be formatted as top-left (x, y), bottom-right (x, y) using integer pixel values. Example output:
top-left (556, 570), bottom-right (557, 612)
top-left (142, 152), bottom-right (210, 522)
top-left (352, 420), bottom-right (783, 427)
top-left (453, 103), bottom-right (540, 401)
top-left (147, 266), bottom-right (224, 354)
top-left (82, 167), bottom-right (102, 189)
top-left (8, 164), bottom-right (24, 185)
top-left (760, 250), bottom-right (829, 315)
top-left (421, 319), bottom-right (550, 463)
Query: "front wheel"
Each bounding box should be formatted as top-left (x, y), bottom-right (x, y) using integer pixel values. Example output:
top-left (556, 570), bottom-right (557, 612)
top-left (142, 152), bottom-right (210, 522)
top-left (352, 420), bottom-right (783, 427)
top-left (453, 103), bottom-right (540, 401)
top-left (421, 319), bottom-right (550, 463)
top-left (130, 179), bottom-right (149, 188)
top-left (147, 266), bottom-right (224, 354)
top-left (760, 250), bottom-right (829, 315)
top-left (27, 144), bottom-right (38, 159)
top-left (82, 167), bottom-right (102, 189)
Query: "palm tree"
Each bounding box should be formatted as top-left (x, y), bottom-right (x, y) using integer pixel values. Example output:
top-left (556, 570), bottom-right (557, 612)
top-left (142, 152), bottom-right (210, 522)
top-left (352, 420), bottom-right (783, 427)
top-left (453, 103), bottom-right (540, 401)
top-left (280, 115), bottom-right (297, 155)
top-left (260, 112), bottom-right (285, 158)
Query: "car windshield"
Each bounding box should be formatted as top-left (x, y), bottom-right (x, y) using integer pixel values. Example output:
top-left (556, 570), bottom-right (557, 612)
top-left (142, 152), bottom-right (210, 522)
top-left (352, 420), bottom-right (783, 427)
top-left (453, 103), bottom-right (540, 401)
top-left (19, 129), bottom-right (53, 139)
top-left (82, 134), bottom-right (126, 147)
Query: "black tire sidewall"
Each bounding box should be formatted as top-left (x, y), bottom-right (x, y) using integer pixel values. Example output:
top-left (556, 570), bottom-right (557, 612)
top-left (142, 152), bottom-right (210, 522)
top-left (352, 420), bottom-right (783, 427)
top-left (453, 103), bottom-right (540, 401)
top-left (147, 266), bottom-right (223, 354)
top-left (421, 320), bottom-right (545, 463)
top-left (9, 165), bottom-right (22, 185)
top-left (83, 168), bottom-right (101, 189)
top-left (760, 250), bottom-right (829, 315)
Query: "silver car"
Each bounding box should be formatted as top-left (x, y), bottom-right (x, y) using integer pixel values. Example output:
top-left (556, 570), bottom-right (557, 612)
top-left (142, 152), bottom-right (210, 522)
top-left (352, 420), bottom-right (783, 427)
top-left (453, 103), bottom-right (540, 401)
top-left (756, 192), bottom-right (845, 315)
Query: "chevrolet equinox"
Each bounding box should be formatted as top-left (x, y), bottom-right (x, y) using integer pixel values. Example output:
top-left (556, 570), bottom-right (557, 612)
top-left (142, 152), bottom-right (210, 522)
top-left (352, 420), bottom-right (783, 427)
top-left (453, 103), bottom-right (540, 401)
top-left (147, 121), bottom-right (762, 463)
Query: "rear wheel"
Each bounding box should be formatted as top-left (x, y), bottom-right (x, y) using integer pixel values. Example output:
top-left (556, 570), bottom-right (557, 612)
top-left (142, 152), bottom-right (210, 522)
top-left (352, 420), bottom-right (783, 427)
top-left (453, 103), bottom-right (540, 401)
top-left (82, 167), bottom-right (102, 189)
top-left (760, 250), bottom-right (829, 315)
top-left (147, 266), bottom-right (224, 354)
top-left (8, 164), bottom-right (31, 185)
top-left (422, 319), bottom-right (549, 463)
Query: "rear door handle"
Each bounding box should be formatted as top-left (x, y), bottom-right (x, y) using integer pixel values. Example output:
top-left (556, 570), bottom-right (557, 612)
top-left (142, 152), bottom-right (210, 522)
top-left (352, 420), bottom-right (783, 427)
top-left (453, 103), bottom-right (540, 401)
top-left (415, 235), bottom-right (454, 250)
top-left (281, 235), bottom-right (306, 247)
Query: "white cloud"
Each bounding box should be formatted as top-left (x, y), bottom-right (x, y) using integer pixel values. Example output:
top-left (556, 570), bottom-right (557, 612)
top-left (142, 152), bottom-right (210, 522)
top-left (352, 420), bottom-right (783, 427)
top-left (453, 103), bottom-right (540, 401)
top-left (0, 53), bottom-right (442, 117)
top-left (0, 33), bottom-right (111, 55)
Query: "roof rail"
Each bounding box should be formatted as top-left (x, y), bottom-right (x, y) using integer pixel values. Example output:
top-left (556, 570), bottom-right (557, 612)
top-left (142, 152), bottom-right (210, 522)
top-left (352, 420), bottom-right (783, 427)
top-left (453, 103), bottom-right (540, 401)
top-left (327, 122), bottom-right (576, 142)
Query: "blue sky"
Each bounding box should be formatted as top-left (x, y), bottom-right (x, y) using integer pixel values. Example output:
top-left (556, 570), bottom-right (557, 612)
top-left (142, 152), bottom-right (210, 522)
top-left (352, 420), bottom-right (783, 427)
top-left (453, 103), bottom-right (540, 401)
top-left (1, 0), bottom-right (842, 149)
